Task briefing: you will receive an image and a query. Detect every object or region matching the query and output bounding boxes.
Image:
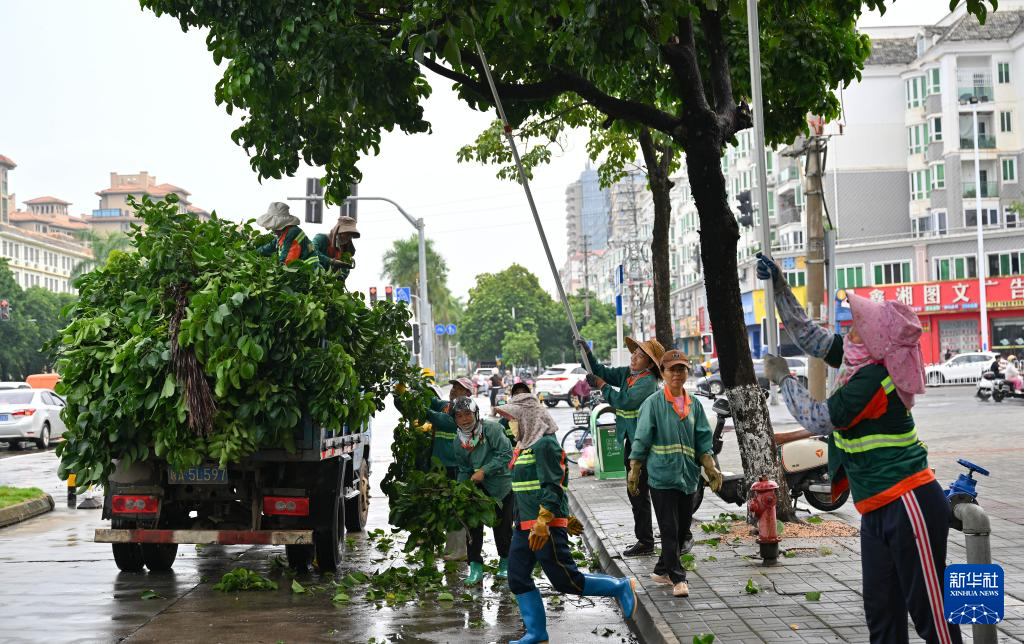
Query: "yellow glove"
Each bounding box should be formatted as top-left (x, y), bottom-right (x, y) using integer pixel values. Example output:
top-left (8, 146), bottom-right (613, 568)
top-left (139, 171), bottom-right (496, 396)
top-left (567, 515), bottom-right (583, 536)
top-left (420, 421), bottom-right (432, 433)
top-left (700, 453), bottom-right (723, 493)
top-left (528, 507), bottom-right (554, 551)
top-left (627, 460), bottom-right (643, 497)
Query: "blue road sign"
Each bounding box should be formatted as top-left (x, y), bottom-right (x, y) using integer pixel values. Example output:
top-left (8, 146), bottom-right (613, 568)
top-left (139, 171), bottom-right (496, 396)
top-left (446, 323), bottom-right (457, 336)
top-left (435, 324), bottom-right (446, 336)
top-left (395, 286), bottom-right (411, 303)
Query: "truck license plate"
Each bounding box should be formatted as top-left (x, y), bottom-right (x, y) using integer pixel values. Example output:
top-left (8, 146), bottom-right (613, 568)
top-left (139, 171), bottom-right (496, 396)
top-left (168, 466), bottom-right (227, 484)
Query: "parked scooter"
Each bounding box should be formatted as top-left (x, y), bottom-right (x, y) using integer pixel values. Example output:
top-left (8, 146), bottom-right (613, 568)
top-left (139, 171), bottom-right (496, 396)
top-left (977, 370), bottom-right (1024, 402)
top-left (693, 394), bottom-right (850, 513)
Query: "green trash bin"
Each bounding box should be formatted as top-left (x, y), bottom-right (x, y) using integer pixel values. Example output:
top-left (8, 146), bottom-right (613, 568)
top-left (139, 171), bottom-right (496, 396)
top-left (593, 405), bottom-right (625, 480)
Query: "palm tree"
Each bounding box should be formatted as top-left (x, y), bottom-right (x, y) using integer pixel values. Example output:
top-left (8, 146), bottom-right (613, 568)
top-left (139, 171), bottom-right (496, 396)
top-left (71, 230), bottom-right (132, 278)
top-left (380, 235), bottom-right (451, 310)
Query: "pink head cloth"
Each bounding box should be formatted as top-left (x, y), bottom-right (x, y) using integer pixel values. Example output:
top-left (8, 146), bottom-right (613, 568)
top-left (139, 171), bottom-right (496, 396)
top-left (847, 292), bottom-right (926, 409)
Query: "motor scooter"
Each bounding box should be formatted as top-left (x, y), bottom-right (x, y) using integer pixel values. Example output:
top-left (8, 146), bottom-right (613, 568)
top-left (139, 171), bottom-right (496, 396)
top-left (977, 370), bottom-right (1024, 402)
top-left (693, 394), bottom-right (849, 513)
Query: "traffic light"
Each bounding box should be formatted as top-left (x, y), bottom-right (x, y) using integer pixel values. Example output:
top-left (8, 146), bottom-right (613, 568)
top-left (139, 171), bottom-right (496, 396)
top-left (305, 177), bottom-right (323, 224)
top-left (701, 334), bottom-right (714, 355)
top-left (0, 299), bottom-right (9, 321)
top-left (368, 287), bottom-right (378, 305)
top-left (385, 285), bottom-right (394, 303)
top-left (737, 190), bottom-right (754, 227)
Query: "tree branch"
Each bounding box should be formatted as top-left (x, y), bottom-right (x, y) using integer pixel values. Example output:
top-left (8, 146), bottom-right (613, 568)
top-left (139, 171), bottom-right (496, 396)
top-left (660, 16), bottom-right (712, 120)
top-left (699, 5), bottom-right (733, 119)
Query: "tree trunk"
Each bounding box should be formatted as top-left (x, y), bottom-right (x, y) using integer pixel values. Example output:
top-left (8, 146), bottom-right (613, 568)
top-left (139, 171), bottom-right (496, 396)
top-left (684, 137), bottom-right (797, 521)
top-left (639, 129), bottom-right (676, 350)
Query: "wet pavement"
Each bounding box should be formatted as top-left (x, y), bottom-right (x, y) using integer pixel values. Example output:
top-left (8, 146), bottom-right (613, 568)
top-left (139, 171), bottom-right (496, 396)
top-left (0, 397), bottom-right (636, 644)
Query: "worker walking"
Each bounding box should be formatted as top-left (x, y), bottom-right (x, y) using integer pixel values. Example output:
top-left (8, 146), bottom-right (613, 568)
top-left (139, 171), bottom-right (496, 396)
top-left (757, 253), bottom-right (962, 644)
top-left (451, 397), bottom-right (514, 584)
top-left (255, 202), bottom-right (316, 265)
top-left (630, 350), bottom-right (723, 598)
top-left (577, 337), bottom-right (664, 556)
top-left (496, 395), bottom-right (637, 644)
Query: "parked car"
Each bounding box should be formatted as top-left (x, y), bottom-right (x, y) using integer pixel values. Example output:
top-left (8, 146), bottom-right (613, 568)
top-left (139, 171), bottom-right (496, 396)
top-left (0, 389), bottom-right (68, 450)
top-left (0, 381), bottom-right (30, 391)
top-left (534, 363), bottom-right (589, 407)
top-left (785, 356), bottom-right (809, 387)
top-left (697, 359), bottom-right (771, 396)
top-left (925, 352), bottom-right (997, 385)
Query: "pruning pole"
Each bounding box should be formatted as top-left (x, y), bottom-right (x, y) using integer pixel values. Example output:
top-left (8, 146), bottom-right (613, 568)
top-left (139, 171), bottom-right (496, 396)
top-left (474, 41), bottom-right (592, 373)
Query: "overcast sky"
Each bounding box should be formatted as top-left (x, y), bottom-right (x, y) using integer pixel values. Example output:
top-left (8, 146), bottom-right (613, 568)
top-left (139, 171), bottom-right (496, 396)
top-left (1, 0), bottom-right (955, 307)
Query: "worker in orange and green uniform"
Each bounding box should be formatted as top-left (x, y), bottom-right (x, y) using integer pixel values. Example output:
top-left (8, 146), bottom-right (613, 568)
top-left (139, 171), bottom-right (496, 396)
top-left (255, 202), bottom-right (317, 265)
top-left (495, 395), bottom-right (637, 644)
top-left (577, 337), bottom-right (664, 557)
top-left (312, 215), bottom-right (359, 282)
top-left (758, 253), bottom-right (962, 644)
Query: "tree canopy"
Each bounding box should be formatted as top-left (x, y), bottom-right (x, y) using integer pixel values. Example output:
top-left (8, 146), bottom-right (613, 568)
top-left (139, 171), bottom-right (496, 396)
top-left (0, 260), bottom-right (76, 380)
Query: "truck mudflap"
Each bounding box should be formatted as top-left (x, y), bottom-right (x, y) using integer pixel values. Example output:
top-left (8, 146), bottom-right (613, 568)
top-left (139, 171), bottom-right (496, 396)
top-left (94, 529), bottom-right (314, 545)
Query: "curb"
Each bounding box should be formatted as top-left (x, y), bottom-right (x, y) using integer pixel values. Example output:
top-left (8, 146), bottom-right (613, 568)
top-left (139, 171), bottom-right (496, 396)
top-left (0, 494), bottom-right (55, 529)
top-left (568, 486), bottom-right (680, 644)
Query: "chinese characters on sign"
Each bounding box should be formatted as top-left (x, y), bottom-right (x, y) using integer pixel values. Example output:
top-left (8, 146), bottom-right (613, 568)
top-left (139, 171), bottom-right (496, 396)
top-left (846, 277), bottom-right (1024, 312)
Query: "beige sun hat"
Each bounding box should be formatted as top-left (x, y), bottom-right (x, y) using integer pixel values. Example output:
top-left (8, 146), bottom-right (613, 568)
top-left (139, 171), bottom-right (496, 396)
top-left (256, 202), bottom-right (300, 231)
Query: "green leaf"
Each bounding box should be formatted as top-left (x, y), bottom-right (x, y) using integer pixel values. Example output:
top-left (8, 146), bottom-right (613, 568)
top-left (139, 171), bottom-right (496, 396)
top-left (161, 374), bottom-right (176, 398)
top-left (806, 516), bottom-right (823, 524)
top-left (694, 635), bottom-right (716, 644)
top-left (140, 589), bottom-right (163, 600)
top-left (745, 578), bottom-right (760, 594)
top-left (805, 591), bottom-right (822, 602)
top-left (332, 591), bottom-right (350, 603)
top-left (291, 579), bottom-right (307, 594)
top-left (437, 591), bottom-right (454, 602)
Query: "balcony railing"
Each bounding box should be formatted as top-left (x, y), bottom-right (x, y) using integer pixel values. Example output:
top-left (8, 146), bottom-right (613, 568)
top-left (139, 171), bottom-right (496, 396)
top-left (958, 86), bottom-right (994, 102)
top-left (959, 135), bottom-right (996, 149)
top-left (962, 181), bottom-right (999, 198)
top-left (777, 166), bottom-right (799, 183)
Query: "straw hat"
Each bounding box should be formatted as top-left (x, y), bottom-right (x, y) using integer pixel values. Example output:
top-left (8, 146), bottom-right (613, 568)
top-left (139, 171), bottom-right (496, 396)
top-left (624, 336), bottom-right (666, 372)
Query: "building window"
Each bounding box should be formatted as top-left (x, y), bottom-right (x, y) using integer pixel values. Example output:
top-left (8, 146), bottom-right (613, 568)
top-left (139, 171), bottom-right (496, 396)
top-left (1000, 111), bottom-right (1012, 132)
top-left (989, 251), bottom-right (1024, 276)
top-left (873, 261), bottom-right (912, 285)
top-left (905, 76), bottom-right (926, 108)
top-left (934, 255), bottom-right (977, 280)
top-left (929, 68), bottom-right (941, 94)
top-left (907, 123), bottom-right (928, 155)
top-left (910, 169), bottom-right (932, 201)
top-left (931, 117), bottom-right (942, 141)
top-left (1002, 157), bottom-right (1017, 182)
top-left (836, 265), bottom-right (865, 289)
top-left (785, 271), bottom-right (806, 288)
top-left (932, 163), bottom-right (945, 189)
top-left (765, 151), bottom-right (774, 175)
top-left (965, 208), bottom-right (1000, 227)
top-left (998, 62), bottom-right (1011, 84)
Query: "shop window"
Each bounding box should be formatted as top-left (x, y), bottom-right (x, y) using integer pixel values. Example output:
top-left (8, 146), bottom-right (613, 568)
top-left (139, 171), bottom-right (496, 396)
top-left (992, 318), bottom-right (1024, 353)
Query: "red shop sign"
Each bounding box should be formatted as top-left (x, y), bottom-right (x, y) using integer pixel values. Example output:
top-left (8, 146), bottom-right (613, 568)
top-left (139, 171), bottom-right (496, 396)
top-left (844, 276), bottom-right (1024, 313)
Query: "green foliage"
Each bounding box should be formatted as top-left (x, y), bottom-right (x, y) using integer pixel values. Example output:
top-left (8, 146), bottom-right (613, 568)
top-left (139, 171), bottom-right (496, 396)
top-left (50, 195), bottom-right (418, 489)
top-left (71, 231), bottom-right (132, 278)
top-left (501, 323), bottom-right (540, 367)
top-left (213, 567), bottom-right (278, 592)
top-left (0, 259), bottom-right (76, 380)
top-left (805, 591), bottom-right (822, 602)
top-left (694, 635), bottom-right (716, 644)
top-left (806, 515), bottom-right (824, 525)
top-left (745, 578), bottom-right (761, 594)
top-left (140, 589), bottom-right (163, 600)
top-left (0, 486), bottom-right (46, 510)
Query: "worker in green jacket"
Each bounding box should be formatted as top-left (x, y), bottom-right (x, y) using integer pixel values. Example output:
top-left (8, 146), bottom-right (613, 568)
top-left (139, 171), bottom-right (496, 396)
top-left (255, 202), bottom-right (316, 265)
top-left (496, 394), bottom-right (637, 644)
top-left (451, 396), bottom-right (514, 584)
top-left (578, 337), bottom-right (663, 557)
top-left (311, 214), bottom-right (359, 282)
top-left (631, 349), bottom-right (722, 598)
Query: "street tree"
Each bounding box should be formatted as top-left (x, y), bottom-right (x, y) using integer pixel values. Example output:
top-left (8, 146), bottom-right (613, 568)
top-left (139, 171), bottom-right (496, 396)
top-left (0, 260), bottom-right (76, 379)
top-left (72, 231), bottom-right (131, 278)
top-left (141, 0), bottom-right (996, 517)
top-left (501, 322), bottom-right (541, 370)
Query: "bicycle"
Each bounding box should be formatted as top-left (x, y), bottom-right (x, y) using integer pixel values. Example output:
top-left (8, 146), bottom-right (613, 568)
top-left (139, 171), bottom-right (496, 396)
top-left (561, 408), bottom-right (594, 464)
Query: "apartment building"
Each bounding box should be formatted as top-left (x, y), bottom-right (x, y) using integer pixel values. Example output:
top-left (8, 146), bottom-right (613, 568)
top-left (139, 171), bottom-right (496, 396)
top-left (86, 171), bottom-right (210, 234)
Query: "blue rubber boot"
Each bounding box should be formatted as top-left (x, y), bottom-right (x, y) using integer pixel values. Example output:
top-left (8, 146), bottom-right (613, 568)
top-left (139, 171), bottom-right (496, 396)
top-left (464, 561), bottom-right (484, 586)
top-left (582, 573), bottom-right (637, 620)
top-left (510, 589), bottom-right (549, 644)
top-left (496, 557), bottom-right (509, 579)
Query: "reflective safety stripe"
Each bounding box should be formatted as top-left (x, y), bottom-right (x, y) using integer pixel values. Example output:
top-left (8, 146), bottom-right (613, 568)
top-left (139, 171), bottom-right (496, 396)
top-left (514, 455), bottom-right (536, 466)
top-left (650, 443), bottom-right (695, 457)
top-left (512, 480), bottom-right (540, 491)
top-left (881, 376), bottom-right (895, 394)
top-left (833, 427), bottom-right (919, 454)
top-left (434, 432), bottom-right (457, 440)
top-left (615, 409), bottom-right (640, 419)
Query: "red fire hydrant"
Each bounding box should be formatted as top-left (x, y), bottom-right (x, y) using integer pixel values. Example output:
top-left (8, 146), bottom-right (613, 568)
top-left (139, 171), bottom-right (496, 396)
top-left (748, 477), bottom-right (780, 563)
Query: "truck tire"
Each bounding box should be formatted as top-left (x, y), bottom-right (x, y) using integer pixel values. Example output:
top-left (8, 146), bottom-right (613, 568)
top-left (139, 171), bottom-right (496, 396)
top-left (345, 457), bottom-right (370, 533)
top-left (142, 544), bottom-right (178, 572)
top-left (313, 459), bottom-right (344, 572)
top-left (111, 519), bottom-right (144, 572)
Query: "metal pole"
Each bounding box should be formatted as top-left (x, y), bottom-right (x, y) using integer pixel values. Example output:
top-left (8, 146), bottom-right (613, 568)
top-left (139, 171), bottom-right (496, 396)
top-left (616, 264), bottom-right (625, 367)
top-left (747, 0), bottom-right (779, 402)
top-left (805, 137), bottom-right (827, 400)
top-left (971, 102), bottom-right (990, 351)
top-left (474, 42), bottom-right (592, 373)
top-left (416, 220), bottom-right (434, 371)
top-left (953, 503), bottom-right (998, 644)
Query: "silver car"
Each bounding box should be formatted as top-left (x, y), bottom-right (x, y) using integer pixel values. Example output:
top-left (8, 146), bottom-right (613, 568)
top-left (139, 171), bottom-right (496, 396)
top-left (0, 389), bottom-right (67, 450)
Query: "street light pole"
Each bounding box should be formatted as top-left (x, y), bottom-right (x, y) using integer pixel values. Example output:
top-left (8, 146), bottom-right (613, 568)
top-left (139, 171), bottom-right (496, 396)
top-left (969, 99), bottom-right (991, 351)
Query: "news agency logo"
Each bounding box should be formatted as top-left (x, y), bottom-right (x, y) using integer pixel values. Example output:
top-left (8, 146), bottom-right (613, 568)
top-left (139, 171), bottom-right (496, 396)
top-left (945, 564), bottom-right (1004, 625)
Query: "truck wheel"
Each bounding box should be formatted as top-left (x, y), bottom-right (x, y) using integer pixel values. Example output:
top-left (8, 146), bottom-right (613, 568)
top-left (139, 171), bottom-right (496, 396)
top-left (142, 544), bottom-right (178, 572)
top-left (313, 460), bottom-right (344, 572)
top-left (344, 458), bottom-right (370, 533)
top-left (285, 544), bottom-right (314, 570)
top-left (111, 519), bottom-right (144, 572)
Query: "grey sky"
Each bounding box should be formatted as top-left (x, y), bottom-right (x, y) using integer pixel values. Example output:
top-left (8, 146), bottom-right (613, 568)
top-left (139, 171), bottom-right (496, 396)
top-left (1, 0), bottom-right (951, 308)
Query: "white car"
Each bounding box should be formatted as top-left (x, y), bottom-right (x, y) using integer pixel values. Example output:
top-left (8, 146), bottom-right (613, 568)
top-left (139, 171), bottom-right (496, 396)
top-left (534, 363), bottom-right (588, 407)
top-left (0, 388), bottom-right (67, 450)
top-left (925, 352), bottom-right (998, 386)
top-left (785, 357), bottom-right (809, 387)
top-left (0, 381), bottom-right (30, 390)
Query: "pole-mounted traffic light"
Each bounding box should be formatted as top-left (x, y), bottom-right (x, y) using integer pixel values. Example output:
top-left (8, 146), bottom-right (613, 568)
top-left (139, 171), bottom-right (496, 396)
top-left (737, 190), bottom-right (754, 227)
top-left (385, 285), bottom-right (394, 303)
top-left (368, 287), bottom-right (378, 306)
top-left (0, 299), bottom-right (9, 321)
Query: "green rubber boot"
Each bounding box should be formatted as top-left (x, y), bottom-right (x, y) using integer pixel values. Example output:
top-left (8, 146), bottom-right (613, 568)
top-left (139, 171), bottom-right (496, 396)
top-left (496, 558), bottom-right (509, 579)
top-left (464, 561), bottom-right (484, 586)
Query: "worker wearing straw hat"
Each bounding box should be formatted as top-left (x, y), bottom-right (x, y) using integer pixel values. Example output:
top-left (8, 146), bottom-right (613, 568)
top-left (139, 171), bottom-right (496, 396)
top-left (577, 337), bottom-right (664, 557)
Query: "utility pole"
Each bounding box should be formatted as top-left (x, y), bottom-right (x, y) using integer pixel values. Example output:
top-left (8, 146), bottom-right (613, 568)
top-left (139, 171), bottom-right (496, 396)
top-left (582, 233), bottom-right (591, 322)
top-left (804, 132), bottom-right (827, 400)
